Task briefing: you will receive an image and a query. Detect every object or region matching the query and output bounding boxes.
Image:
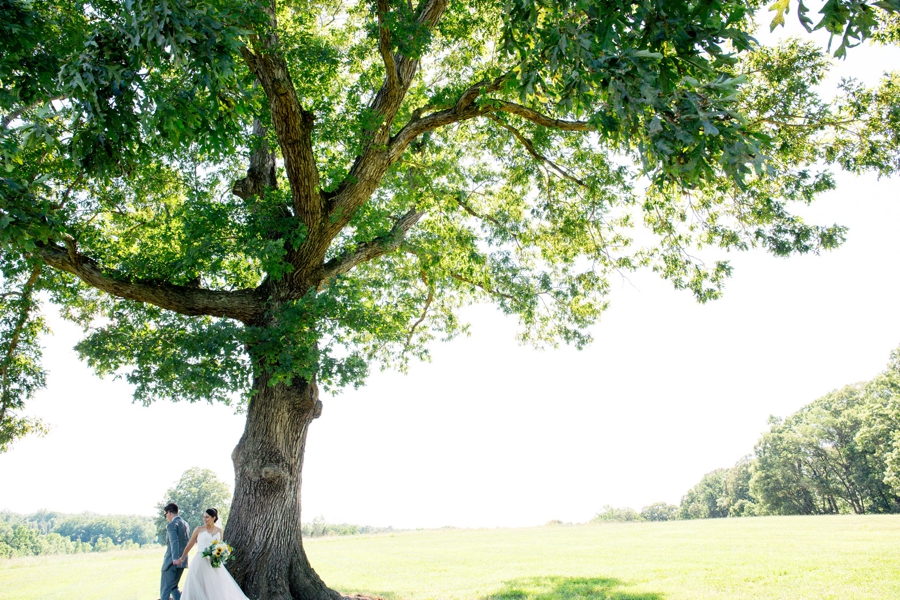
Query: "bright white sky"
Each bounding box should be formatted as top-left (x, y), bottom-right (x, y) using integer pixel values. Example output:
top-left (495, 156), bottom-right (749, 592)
top-left (1, 26), bottom-right (899, 530)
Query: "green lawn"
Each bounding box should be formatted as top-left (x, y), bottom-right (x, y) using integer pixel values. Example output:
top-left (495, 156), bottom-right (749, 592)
top-left (0, 547), bottom-right (161, 600)
top-left (2, 515), bottom-right (898, 600)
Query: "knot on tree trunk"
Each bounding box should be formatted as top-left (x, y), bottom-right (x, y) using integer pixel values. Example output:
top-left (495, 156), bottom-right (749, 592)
top-left (261, 465), bottom-right (287, 481)
top-left (232, 118), bottom-right (277, 201)
top-left (232, 146), bottom-right (277, 201)
top-left (285, 381), bottom-right (322, 419)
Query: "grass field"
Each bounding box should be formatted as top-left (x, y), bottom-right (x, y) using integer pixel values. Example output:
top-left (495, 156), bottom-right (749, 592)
top-left (1, 515), bottom-right (897, 600)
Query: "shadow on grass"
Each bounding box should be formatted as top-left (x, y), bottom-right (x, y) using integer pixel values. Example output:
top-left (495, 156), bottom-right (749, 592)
top-left (342, 591), bottom-right (398, 600)
top-left (483, 576), bottom-right (664, 600)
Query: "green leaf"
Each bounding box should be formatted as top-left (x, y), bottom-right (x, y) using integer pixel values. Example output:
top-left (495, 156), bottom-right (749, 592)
top-left (769, 0), bottom-right (791, 31)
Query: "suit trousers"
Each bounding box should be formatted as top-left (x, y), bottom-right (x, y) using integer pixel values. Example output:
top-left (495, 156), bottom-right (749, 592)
top-left (160, 566), bottom-right (185, 600)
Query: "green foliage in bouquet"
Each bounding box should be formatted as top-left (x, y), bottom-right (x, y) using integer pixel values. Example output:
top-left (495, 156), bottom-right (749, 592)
top-left (202, 539), bottom-right (233, 569)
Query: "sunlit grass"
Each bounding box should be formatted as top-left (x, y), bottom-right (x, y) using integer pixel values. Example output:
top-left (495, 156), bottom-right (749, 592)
top-left (306, 515), bottom-right (900, 600)
top-left (0, 547), bottom-right (161, 600)
top-left (1, 515), bottom-right (898, 600)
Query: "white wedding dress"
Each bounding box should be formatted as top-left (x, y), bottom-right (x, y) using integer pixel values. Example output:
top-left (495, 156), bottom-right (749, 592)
top-left (181, 529), bottom-right (250, 600)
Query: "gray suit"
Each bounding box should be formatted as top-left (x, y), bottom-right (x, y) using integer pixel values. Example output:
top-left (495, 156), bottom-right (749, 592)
top-left (161, 515), bottom-right (190, 600)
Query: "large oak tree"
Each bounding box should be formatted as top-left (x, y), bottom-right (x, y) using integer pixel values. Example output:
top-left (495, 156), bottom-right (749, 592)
top-left (2, 0), bottom-right (899, 597)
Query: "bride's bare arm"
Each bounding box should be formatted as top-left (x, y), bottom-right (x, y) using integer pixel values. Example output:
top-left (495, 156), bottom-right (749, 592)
top-left (173, 527), bottom-right (201, 566)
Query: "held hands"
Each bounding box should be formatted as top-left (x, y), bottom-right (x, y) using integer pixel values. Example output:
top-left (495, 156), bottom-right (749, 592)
top-left (173, 557), bottom-right (185, 567)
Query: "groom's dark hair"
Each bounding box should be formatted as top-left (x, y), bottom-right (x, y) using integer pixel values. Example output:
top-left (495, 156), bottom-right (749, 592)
top-left (164, 503), bottom-right (179, 514)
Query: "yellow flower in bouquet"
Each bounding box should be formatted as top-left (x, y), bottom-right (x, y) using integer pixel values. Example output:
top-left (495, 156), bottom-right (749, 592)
top-left (202, 539), bottom-right (233, 568)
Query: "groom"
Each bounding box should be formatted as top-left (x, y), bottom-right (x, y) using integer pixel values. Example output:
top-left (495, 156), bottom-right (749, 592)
top-left (161, 502), bottom-right (190, 600)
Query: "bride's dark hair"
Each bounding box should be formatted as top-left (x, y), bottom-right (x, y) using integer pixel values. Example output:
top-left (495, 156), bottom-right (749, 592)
top-left (205, 508), bottom-right (219, 522)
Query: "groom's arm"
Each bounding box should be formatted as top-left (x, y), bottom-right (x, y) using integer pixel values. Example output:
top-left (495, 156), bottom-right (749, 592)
top-left (167, 520), bottom-right (185, 562)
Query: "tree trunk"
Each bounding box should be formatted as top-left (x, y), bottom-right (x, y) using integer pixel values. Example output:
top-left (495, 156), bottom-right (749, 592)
top-left (225, 369), bottom-right (340, 600)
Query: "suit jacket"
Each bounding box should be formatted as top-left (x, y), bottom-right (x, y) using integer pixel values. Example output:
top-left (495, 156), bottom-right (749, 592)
top-left (162, 515), bottom-right (190, 571)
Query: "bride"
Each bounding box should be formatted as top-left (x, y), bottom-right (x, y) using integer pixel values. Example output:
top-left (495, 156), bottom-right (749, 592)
top-left (173, 508), bottom-right (249, 600)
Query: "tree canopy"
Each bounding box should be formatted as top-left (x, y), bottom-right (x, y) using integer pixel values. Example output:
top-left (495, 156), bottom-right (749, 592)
top-left (1, 0), bottom-right (897, 445)
top-left (751, 358), bottom-right (900, 515)
top-left (677, 346), bottom-right (900, 518)
top-left (154, 467), bottom-right (232, 539)
top-left (1, 510), bottom-right (156, 557)
top-left (2, 0), bottom-right (899, 596)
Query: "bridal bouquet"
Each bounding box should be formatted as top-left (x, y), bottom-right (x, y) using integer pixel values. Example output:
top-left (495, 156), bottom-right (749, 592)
top-left (202, 539), bottom-right (233, 568)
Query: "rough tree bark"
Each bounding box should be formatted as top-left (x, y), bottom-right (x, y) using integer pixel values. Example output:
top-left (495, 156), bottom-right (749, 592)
top-left (225, 367), bottom-right (336, 600)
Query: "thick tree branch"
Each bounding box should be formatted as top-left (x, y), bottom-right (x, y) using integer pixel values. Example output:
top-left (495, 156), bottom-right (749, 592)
top-left (488, 115), bottom-right (588, 187)
top-left (377, 0), bottom-right (400, 94)
top-left (326, 0), bottom-right (449, 236)
top-left (367, 0), bottom-right (452, 138)
top-left (388, 102), bottom-right (492, 163)
top-left (494, 101), bottom-right (592, 131)
top-left (324, 56), bottom-right (590, 271)
top-left (240, 46), bottom-right (322, 231)
top-left (316, 207), bottom-right (425, 288)
top-left (387, 83), bottom-right (591, 163)
top-left (382, 0), bottom-right (449, 103)
top-left (37, 240), bottom-right (264, 324)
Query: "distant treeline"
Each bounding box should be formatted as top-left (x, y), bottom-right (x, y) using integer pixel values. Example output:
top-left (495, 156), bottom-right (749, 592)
top-left (1, 509), bottom-right (394, 558)
top-left (597, 347), bottom-right (900, 522)
top-left (0, 511), bottom-right (157, 558)
top-left (301, 515), bottom-right (395, 538)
